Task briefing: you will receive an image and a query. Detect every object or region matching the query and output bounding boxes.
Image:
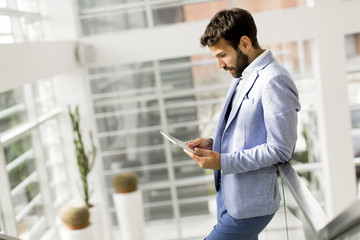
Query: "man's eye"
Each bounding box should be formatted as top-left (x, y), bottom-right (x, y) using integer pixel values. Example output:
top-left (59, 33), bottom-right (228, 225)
top-left (219, 54), bottom-right (226, 58)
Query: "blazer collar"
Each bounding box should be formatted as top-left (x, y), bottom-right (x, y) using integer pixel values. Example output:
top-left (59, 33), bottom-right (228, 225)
top-left (224, 51), bottom-right (274, 129)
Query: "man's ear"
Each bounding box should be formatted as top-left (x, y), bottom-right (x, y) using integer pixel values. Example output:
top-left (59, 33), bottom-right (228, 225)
top-left (238, 36), bottom-right (252, 53)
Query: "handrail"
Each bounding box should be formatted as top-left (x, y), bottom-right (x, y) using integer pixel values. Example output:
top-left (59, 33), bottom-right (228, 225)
top-left (318, 199), bottom-right (360, 239)
top-left (277, 163), bottom-right (329, 235)
top-left (0, 233), bottom-right (22, 240)
top-left (277, 162), bottom-right (360, 239)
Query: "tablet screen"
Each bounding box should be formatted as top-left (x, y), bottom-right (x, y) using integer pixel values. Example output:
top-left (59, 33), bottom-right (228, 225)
top-left (160, 131), bottom-right (204, 157)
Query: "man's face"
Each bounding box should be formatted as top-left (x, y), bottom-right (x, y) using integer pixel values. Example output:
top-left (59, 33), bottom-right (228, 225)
top-left (209, 38), bottom-right (249, 78)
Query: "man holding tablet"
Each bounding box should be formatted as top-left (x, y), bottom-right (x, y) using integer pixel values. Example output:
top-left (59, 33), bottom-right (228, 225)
top-left (183, 8), bottom-right (300, 240)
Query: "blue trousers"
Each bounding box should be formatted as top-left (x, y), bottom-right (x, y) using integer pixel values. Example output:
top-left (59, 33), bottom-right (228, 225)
top-left (205, 187), bottom-right (275, 240)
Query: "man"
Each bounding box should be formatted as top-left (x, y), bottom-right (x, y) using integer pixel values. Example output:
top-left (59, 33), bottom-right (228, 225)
top-left (184, 8), bottom-right (301, 240)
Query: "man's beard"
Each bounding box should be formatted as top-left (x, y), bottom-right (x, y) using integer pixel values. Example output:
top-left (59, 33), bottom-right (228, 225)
top-left (224, 48), bottom-right (250, 78)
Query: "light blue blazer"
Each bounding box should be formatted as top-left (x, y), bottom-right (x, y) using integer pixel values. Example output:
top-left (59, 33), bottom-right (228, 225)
top-left (212, 51), bottom-right (301, 219)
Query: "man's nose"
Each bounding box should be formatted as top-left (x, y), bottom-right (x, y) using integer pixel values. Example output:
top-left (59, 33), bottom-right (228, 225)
top-left (217, 58), bottom-right (225, 69)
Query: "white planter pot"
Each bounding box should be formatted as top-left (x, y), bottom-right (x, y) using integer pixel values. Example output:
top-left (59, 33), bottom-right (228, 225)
top-left (90, 204), bottom-right (104, 240)
top-left (113, 190), bottom-right (145, 240)
top-left (59, 224), bottom-right (93, 240)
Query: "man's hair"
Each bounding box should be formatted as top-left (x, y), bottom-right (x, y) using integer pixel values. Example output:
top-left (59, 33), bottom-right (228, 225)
top-left (200, 8), bottom-right (259, 49)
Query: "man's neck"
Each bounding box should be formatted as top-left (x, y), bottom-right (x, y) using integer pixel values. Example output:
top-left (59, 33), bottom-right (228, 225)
top-left (248, 48), bottom-right (265, 63)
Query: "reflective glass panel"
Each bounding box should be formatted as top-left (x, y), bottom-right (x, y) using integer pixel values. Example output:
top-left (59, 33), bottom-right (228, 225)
top-left (39, 118), bottom-right (70, 209)
top-left (0, 88), bottom-right (28, 133)
top-left (234, 0), bottom-right (307, 12)
top-left (81, 8), bottom-right (147, 36)
top-left (96, 106), bottom-right (161, 133)
top-left (99, 129), bottom-right (163, 152)
top-left (152, 5), bottom-right (185, 26)
top-left (0, 15), bottom-right (11, 34)
top-left (12, 181), bottom-right (40, 216)
top-left (345, 33), bottom-right (360, 159)
top-left (18, 201), bottom-right (45, 238)
top-left (4, 133), bottom-right (47, 237)
top-left (90, 62), bottom-right (155, 95)
top-left (17, 0), bottom-right (39, 12)
top-left (0, 0), bottom-right (7, 8)
top-left (32, 80), bottom-right (56, 117)
top-left (153, 0), bottom-right (229, 25)
top-left (177, 182), bottom-right (214, 217)
top-left (78, 0), bottom-right (144, 11)
top-left (4, 135), bottom-right (31, 165)
top-left (102, 148), bottom-right (166, 171)
top-left (0, 88), bottom-right (25, 112)
top-left (20, 17), bottom-right (43, 41)
top-left (142, 187), bottom-right (171, 204)
top-left (144, 204), bottom-right (173, 221)
top-left (0, 35), bottom-right (13, 43)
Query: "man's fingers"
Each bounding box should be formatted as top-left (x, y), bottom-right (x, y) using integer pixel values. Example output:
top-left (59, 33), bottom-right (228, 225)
top-left (186, 139), bottom-right (200, 148)
top-left (194, 147), bottom-right (210, 156)
top-left (183, 149), bottom-right (197, 160)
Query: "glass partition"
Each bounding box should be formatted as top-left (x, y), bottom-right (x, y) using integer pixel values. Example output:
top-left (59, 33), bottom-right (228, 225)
top-left (0, 14), bottom-right (13, 43)
top-left (0, 88), bottom-right (28, 133)
top-left (0, 80), bottom-right (69, 239)
top-left (4, 133), bottom-right (47, 238)
top-left (0, 0), bottom-right (7, 8)
top-left (78, 0), bottom-right (310, 36)
top-left (345, 33), bottom-right (360, 164)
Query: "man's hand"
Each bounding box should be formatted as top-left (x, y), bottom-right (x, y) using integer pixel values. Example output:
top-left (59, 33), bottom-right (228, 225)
top-left (186, 137), bottom-right (213, 150)
top-left (184, 138), bottom-right (220, 170)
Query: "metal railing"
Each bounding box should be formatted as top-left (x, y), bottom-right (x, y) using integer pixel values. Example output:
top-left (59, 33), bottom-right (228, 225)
top-left (277, 162), bottom-right (360, 240)
top-left (0, 233), bottom-right (21, 240)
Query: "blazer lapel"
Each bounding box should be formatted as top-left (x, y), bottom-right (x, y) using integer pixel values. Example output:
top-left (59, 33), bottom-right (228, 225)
top-left (225, 72), bottom-right (258, 130)
top-left (224, 51), bottom-right (274, 131)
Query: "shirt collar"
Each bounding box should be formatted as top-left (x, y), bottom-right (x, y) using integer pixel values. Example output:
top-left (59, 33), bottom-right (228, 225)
top-left (241, 49), bottom-right (269, 79)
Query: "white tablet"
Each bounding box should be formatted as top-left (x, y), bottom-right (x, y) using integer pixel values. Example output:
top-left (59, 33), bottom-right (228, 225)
top-left (160, 131), bottom-right (204, 157)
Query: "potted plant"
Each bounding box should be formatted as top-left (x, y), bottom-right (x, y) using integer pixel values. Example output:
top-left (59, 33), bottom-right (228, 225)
top-left (67, 105), bottom-right (104, 239)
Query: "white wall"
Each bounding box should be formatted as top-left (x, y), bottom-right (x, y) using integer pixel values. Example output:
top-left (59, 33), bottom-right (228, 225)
top-left (0, 41), bottom-right (79, 93)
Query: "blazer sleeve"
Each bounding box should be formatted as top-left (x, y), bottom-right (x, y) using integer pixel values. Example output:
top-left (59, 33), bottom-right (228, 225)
top-left (221, 74), bottom-right (301, 174)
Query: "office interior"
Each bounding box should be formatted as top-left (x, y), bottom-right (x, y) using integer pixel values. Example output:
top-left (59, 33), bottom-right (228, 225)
top-left (0, 0), bottom-right (360, 239)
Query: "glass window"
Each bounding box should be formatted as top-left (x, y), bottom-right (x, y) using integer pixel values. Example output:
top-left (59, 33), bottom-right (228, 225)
top-left (78, 0), bottom-right (310, 36)
top-left (88, 54), bottom-right (230, 226)
top-left (16, 0), bottom-right (39, 13)
top-left (234, 0), bottom-right (307, 12)
top-left (345, 33), bottom-right (360, 158)
top-left (39, 118), bottom-right (70, 210)
top-left (0, 15), bottom-right (11, 33)
top-left (181, 0), bottom-right (230, 23)
top-left (152, 0), bottom-right (230, 25)
top-left (0, 14), bottom-right (12, 43)
top-left (152, 5), bottom-right (185, 26)
top-left (4, 134), bottom-right (48, 238)
top-left (0, 0), bottom-right (7, 8)
top-left (32, 80), bottom-right (56, 117)
top-left (80, 8), bottom-right (147, 36)
top-left (90, 63), bottom-right (156, 96)
top-left (0, 88), bottom-right (28, 133)
top-left (0, 0), bottom-right (69, 239)
top-left (20, 17), bottom-right (43, 41)
top-left (77, 0), bottom-right (144, 11)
